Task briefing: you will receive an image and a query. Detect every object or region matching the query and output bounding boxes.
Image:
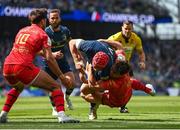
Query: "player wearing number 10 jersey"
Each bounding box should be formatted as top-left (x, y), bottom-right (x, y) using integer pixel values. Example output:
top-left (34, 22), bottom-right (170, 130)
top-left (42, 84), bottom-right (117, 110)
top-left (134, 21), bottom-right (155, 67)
top-left (0, 8), bottom-right (79, 123)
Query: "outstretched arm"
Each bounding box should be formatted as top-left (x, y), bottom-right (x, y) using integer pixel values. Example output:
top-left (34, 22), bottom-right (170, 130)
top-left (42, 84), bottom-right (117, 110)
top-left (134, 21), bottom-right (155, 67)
top-left (69, 39), bottom-right (87, 83)
top-left (69, 39), bottom-right (85, 69)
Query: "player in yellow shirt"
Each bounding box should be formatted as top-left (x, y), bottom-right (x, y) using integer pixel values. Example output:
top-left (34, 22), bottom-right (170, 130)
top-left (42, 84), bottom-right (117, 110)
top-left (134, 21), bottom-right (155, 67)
top-left (108, 20), bottom-right (146, 113)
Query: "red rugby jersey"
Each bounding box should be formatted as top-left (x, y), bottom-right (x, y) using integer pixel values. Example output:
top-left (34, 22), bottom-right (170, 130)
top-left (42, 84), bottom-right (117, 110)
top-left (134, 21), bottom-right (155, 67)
top-left (100, 74), bottom-right (132, 107)
top-left (4, 24), bottom-right (51, 66)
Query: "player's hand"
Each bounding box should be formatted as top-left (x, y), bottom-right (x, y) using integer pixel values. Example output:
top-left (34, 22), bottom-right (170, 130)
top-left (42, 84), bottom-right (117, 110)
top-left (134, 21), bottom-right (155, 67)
top-left (53, 51), bottom-right (64, 59)
top-left (75, 61), bottom-right (85, 70)
top-left (139, 61), bottom-right (146, 70)
top-left (88, 74), bottom-right (96, 87)
top-left (79, 72), bottom-right (88, 84)
top-left (59, 75), bottom-right (72, 88)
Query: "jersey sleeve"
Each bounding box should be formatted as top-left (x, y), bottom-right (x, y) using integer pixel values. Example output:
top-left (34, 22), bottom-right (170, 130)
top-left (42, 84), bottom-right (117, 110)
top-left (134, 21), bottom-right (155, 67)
top-left (42, 34), bottom-right (51, 48)
top-left (107, 32), bottom-right (121, 41)
top-left (65, 27), bottom-right (71, 40)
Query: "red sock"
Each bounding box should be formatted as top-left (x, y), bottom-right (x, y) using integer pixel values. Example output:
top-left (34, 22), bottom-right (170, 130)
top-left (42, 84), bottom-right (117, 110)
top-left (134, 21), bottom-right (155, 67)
top-left (131, 78), bottom-right (151, 94)
top-left (2, 88), bottom-right (20, 112)
top-left (51, 89), bottom-right (65, 112)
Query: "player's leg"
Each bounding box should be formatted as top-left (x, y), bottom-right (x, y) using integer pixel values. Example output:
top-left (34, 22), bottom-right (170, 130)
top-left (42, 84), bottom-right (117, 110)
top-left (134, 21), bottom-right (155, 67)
top-left (80, 83), bottom-right (102, 120)
top-left (44, 67), bottom-right (60, 116)
top-left (0, 64), bottom-right (24, 123)
top-left (46, 59), bottom-right (75, 113)
top-left (63, 71), bottom-right (75, 110)
top-left (32, 69), bottom-right (79, 123)
top-left (119, 67), bottom-right (134, 113)
top-left (50, 71), bottom-right (75, 116)
top-left (0, 82), bottom-right (24, 123)
top-left (131, 78), bottom-right (156, 96)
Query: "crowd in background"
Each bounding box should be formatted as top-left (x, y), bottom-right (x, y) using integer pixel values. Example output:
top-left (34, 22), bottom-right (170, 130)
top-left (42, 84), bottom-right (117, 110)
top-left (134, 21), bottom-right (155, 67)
top-left (0, 0), bottom-right (169, 17)
top-left (0, 36), bottom-right (179, 96)
top-left (0, 0), bottom-right (179, 96)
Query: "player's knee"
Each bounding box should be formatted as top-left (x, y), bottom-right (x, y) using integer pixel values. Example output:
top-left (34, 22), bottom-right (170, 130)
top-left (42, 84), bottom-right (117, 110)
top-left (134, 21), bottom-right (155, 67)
top-left (12, 82), bottom-right (24, 93)
top-left (68, 80), bottom-right (75, 89)
top-left (49, 83), bottom-right (61, 92)
top-left (80, 92), bottom-right (86, 99)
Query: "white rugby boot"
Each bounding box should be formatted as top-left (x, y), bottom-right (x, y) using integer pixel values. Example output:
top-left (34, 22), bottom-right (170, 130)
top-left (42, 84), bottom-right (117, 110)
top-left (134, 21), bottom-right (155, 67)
top-left (52, 107), bottom-right (58, 117)
top-left (146, 84), bottom-right (156, 96)
top-left (0, 111), bottom-right (8, 123)
top-left (88, 104), bottom-right (99, 120)
top-left (57, 111), bottom-right (80, 123)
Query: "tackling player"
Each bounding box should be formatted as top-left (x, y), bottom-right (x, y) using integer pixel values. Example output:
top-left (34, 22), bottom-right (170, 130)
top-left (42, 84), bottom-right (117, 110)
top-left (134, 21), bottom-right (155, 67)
top-left (44, 9), bottom-right (75, 115)
top-left (80, 50), bottom-right (155, 119)
top-left (69, 39), bottom-right (122, 120)
top-left (0, 8), bottom-right (79, 123)
top-left (108, 20), bottom-right (146, 113)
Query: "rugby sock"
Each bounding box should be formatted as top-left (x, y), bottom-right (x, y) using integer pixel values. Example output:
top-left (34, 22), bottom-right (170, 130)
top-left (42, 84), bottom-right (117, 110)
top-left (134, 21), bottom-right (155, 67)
top-left (90, 103), bottom-right (96, 111)
top-left (49, 88), bottom-right (73, 108)
top-left (65, 88), bottom-right (74, 96)
top-left (51, 89), bottom-right (65, 112)
top-left (131, 78), bottom-right (151, 94)
top-left (2, 88), bottom-right (20, 112)
top-left (49, 95), bottom-right (55, 107)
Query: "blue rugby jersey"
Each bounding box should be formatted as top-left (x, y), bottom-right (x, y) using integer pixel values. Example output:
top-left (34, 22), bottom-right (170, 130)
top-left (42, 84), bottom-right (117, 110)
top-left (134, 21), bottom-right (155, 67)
top-left (78, 40), bottom-right (116, 80)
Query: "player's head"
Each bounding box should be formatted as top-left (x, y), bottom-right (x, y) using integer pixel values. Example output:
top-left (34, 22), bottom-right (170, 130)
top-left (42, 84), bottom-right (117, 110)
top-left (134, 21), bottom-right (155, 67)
top-left (110, 60), bottom-right (130, 78)
top-left (122, 20), bottom-right (133, 38)
top-left (92, 51), bottom-right (109, 70)
top-left (29, 8), bottom-right (47, 29)
top-left (48, 9), bottom-right (61, 29)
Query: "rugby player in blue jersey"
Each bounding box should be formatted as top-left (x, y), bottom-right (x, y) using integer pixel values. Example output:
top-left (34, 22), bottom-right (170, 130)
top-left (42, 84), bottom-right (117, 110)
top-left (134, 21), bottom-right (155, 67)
top-left (45, 9), bottom-right (75, 115)
top-left (69, 39), bottom-right (122, 120)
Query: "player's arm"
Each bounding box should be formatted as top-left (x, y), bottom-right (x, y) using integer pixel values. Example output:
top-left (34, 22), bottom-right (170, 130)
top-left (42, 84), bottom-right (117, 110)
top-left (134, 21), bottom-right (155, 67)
top-left (137, 49), bottom-right (146, 70)
top-left (36, 36), bottom-right (51, 57)
top-left (43, 47), bottom-right (63, 77)
top-left (98, 39), bottom-right (123, 50)
top-left (89, 79), bottom-right (111, 92)
top-left (136, 37), bottom-right (146, 70)
top-left (69, 39), bottom-right (85, 71)
top-left (69, 39), bottom-right (87, 83)
top-left (86, 63), bottom-right (97, 86)
top-left (36, 50), bottom-right (45, 57)
top-left (43, 46), bottom-right (73, 87)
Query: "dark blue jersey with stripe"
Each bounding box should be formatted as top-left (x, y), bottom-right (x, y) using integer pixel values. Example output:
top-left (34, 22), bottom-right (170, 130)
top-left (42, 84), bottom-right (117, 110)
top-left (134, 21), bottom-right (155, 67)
top-left (78, 40), bottom-right (116, 80)
top-left (45, 25), bottom-right (71, 52)
top-left (44, 25), bottom-right (72, 79)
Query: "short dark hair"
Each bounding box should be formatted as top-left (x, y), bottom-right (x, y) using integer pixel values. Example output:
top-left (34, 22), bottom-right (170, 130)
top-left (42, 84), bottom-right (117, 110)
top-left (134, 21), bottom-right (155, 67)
top-left (114, 61), bottom-right (130, 75)
top-left (122, 20), bottom-right (133, 26)
top-left (49, 9), bottom-right (60, 14)
top-left (29, 8), bottom-right (47, 24)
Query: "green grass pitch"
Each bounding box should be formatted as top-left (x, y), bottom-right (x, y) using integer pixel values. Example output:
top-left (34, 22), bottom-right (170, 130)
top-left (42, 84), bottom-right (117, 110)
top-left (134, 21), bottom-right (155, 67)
top-left (0, 96), bottom-right (180, 129)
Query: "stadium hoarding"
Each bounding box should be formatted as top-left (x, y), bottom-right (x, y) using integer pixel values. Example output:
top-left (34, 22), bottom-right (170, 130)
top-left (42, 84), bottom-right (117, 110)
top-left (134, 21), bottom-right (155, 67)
top-left (0, 6), bottom-right (172, 24)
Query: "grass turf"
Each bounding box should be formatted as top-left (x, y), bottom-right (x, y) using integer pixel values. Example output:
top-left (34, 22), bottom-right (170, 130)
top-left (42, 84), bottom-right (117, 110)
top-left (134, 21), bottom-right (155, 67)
top-left (0, 96), bottom-right (180, 129)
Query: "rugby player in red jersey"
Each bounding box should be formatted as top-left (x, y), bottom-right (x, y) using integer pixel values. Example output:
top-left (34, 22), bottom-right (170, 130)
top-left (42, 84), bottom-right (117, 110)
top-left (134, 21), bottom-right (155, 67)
top-left (0, 8), bottom-right (79, 123)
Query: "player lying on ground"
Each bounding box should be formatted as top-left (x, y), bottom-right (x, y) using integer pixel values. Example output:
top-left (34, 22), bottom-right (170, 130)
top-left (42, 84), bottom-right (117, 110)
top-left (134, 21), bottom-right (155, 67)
top-left (80, 50), bottom-right (155, 120)
top-left (107, 20), bottom-right (146, 113)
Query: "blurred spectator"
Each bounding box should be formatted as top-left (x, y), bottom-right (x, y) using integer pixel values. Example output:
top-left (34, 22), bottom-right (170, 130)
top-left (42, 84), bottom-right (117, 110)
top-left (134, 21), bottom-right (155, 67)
top-left (0, 0), bottom-right (178, 95)
top-left (0, 0), bottom-right (170, 17)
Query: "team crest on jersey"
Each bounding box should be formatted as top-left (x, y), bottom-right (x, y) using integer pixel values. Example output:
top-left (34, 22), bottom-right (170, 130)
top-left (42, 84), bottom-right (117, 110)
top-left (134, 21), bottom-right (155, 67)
top-left (62, 35), bottom-right (67, 41)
